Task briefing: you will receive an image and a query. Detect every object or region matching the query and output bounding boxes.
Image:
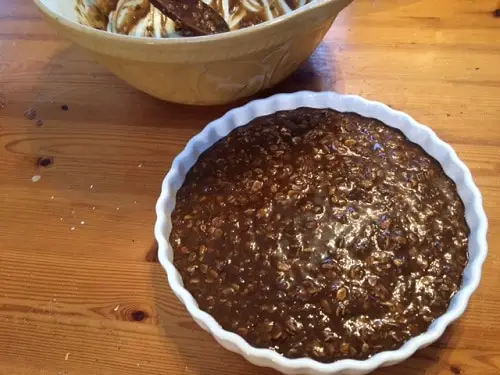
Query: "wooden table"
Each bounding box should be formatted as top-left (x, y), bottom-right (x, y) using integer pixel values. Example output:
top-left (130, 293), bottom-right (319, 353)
top-left (1, 0), bottom-right (499, 374)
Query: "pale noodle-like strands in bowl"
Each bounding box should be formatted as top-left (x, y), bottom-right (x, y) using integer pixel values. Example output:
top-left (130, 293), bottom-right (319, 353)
top-left (242, 0), bottom-right (262, 13)
top-left (108, 0), bottom-right (178, 37)
top-left (76, 0), bottom-right (311, 38)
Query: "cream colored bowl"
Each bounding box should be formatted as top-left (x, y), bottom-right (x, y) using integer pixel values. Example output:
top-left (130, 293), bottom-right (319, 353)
top-left (34, 0), bottom-right (352, 105)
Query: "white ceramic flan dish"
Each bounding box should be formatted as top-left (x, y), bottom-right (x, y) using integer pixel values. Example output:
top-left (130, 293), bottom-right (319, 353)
top-left (154, 91), bottom-right (488, 375)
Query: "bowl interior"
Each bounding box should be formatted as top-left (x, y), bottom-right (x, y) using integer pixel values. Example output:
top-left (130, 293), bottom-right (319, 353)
top-left (40, 0), bottom-right (78, 21)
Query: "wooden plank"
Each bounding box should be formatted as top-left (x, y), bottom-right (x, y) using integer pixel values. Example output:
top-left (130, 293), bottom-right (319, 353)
top-left (1, 0), bottom-right (499, 374)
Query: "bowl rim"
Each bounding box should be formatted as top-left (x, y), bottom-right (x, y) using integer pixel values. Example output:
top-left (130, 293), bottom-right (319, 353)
top-left (34, 0), bottom-right (352, 46)
top-left (154, 91), bottom-right (488, 374)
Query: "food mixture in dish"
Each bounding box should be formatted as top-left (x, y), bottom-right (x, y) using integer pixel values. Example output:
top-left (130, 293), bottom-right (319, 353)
top-left (170, 108), bottom-right (469, 362)
top-left (76, 0), bottom-right (311, 38)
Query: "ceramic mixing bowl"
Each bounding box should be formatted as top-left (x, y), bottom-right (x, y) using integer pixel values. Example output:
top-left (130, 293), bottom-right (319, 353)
top-left (34, 0), bottom-right (352, 105)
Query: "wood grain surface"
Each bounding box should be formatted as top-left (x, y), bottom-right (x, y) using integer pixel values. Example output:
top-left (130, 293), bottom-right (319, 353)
top-left (1, 0), bottom-right (499, 374)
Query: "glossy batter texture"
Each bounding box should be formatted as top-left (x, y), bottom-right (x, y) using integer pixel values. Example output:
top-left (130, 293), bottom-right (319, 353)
top-left (171, 108), bottom-right (469, 362)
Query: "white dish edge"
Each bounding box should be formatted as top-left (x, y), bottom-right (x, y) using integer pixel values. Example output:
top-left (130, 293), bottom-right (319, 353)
top-left (154, 91), bottom-right (488, 375)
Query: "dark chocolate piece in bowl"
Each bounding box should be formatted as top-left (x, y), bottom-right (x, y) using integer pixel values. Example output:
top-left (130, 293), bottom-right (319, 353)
top-left (170, 107), bottom-right (469, 363)
top-left (150, 0), bottom-right (229, 35)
